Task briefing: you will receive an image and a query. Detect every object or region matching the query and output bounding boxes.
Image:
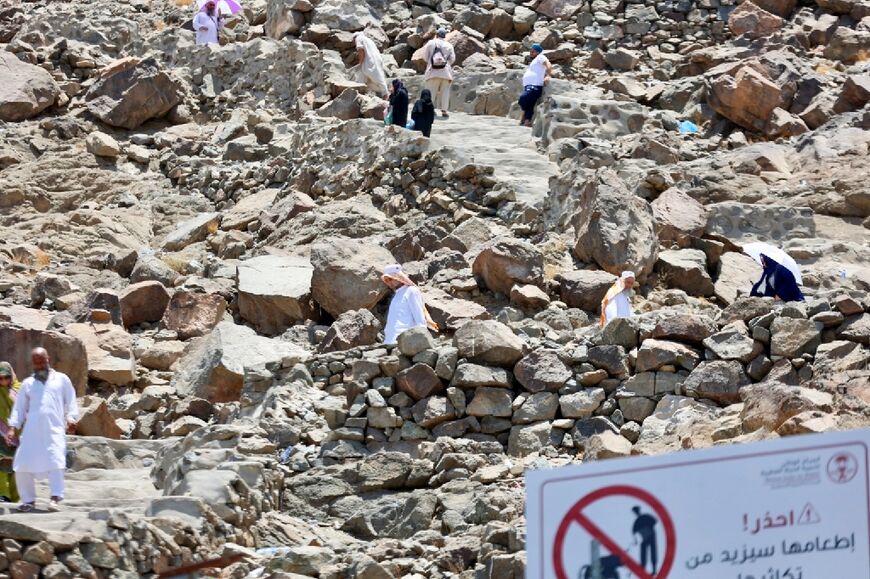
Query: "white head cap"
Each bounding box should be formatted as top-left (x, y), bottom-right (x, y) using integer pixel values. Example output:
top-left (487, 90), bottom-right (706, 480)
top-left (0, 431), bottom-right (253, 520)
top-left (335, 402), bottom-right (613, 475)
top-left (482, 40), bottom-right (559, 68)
top-left (383, 264), bottom-right (402, 278)
top-left (621, 271), bottom-right (635, 280)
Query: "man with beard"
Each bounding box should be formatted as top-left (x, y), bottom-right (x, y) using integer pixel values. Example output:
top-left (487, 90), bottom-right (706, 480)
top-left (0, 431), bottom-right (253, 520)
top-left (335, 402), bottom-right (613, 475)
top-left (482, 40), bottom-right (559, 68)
top-left (4, 348), bottom-right (78, 512)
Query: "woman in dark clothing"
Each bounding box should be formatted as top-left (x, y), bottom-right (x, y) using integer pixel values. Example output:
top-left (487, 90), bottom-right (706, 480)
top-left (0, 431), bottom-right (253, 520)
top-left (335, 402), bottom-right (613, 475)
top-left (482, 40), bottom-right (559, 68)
top-left (388, 80), bottom-right (409, 128)
top-left (750, 255), bottom-right (804, 302)
top-left (411, 89), bottom-right (436, 138)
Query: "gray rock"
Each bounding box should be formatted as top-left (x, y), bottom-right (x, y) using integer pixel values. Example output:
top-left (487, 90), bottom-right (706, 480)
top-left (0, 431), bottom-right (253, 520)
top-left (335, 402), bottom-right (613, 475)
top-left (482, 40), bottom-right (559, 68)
top-left (770, 317), bottom-right (822, 358)
top-left (411, 396), bottom-right (456, 428)
top-left (683, 360), bottom-right (751, 405)
top-left (397, 327), bottom-right (436, 357)
top-left (310, 240), bottom-right (394, 318)
top-left (559, 388), bottom-right (606, 418)
top-left (454, 320), bottom-right (524, 367)
top-left (85, 57), bottom-right (181, 129)
top-left (466, 387), bottom-right (513, 417)
top-left (618, 397), bottom-right (657, 422)
top-left (513, 392), bottom-right (559, 424)
top-left (557, 269), bottom-right (617, 311)
top-left (656, 249), bottom-right (714, 297)
top-left (514, 349), bottom-right (571, 393)
top-left (397, 363), bottom-right (443, 401)
top-left (318, 309), bottom-right (382, 353)
top-left (472, 237), bottom-right (544, 295)
top-left (584, 430), bottom-right (632, 459)
top-left (237, 255), bottom-right (317, 335)
top-left (703, 322), bottom-right (763, 363)
top-left (636, 339), bottom-right (700, 372)
top-left (587, 345), bottom-right (629, 376)
top-left (0, 51), bottom-right (60, 121)
top-left (450, 363), bottom-right (512, 388)
top-left (161, 213), bottom-right (221, 252)
top-left (507, 421), bottom-right (552, 457)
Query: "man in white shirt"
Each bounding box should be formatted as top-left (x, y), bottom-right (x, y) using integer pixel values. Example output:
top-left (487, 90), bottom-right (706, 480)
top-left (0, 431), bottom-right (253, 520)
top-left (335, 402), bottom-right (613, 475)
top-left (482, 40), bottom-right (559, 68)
top-left (193, 1), bottom-right (222, 46)
top-left (381, 264), bottom-right (438, 345)
top-left (600, 271), bottom-right (636, 327)
top-left (518, 43), bottom-right (552, 127)
top-left (5, 348), bottom-right (79, 512)
top-left (354, 31), bottom-right (389, 97)
top-left (422, 27), bottom-right (456, 119)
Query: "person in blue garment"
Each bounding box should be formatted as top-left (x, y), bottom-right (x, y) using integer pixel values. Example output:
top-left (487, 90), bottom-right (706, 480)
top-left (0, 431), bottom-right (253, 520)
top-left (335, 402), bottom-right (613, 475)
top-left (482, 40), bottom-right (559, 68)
top-left (750, 254), bottom-right (804, 302)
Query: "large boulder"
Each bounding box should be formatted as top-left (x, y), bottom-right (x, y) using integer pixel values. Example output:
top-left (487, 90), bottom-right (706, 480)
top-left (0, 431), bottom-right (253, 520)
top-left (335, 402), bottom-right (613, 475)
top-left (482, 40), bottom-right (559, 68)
top-left (397, 364), bottom-right (444, 401)
top-left (160, 291), bottom-right (226, 340)
top-left (237, 255), bottom-right (317, 336)
top-left (682, 360), bottom-right (751, 405)
top-left (0, 323), bottom-right (88, 395)
top-left (740, 383), bottom-right (833, 432)
top-left (557, 270), bottom-right (617, 312)
top-left (76, 397), bottom-right (123, 439)
top-left (311, 0), bottom-right (378, 30)
top-left (161, 213), bottom-right (221, 252)
top-left (770, 317), bottom-right (822, 358)
top-left (317, 309), bottom-right (381, 353)
top-left (0, 52), bottom-right (60, 121)
top-left (171, 321), bottom-right (308, 403)
top-left (310, 240), bottom-right (394, 318)
top-left (472, 238), bottom-right (544, 296)
top-left (536, 0), bottom-right (585, 18)
top-left (713, 252), bottom-right (762, 306)
top-left (66, 322), bottom-right (136, 386)
top-left (656, 249), bottom-right (714, 297)
top-left (420, 287), bottom-right (489, 330)
top-left (650, 188), bottom-right (708, 246)
top-left (514, 350), bottom-right (571, 393)
top-left (119, 281), bottom-right (171, 328)
top-left (707, 66), bottom-right (783, 133)
top-left (728, 1), bottom-right (783, 37)
top-left (453, 320), bottom-right (524, 367)
top-left (85, 57), bottom-right (182, 130)
top-left (265, 0), bottom-right (308, 39)
top-left (572, 170), bottom-right (658, 280)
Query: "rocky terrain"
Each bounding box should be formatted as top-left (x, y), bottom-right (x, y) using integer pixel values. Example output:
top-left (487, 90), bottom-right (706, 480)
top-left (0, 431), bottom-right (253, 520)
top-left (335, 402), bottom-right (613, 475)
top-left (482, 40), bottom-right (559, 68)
top-left (0, 0), bottom-right (868, 576)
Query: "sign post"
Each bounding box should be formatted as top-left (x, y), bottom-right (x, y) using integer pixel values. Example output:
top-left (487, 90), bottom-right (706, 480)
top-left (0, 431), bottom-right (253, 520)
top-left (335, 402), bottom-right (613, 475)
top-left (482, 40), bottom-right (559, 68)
top-left (526, 429), bottom-right (870, 579)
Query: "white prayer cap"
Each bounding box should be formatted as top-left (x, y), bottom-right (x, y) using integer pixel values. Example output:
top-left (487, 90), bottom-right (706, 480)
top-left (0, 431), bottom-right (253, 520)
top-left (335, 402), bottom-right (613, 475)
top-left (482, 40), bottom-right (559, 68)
top-left (621, 271), bottom-right (636, 279)
top-left (383, 264), bottom-right (402, 278)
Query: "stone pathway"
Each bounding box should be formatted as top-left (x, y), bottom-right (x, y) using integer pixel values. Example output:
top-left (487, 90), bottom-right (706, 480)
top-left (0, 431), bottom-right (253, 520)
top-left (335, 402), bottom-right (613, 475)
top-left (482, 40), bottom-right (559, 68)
top-left (429, 112), bottom-right (558, 207)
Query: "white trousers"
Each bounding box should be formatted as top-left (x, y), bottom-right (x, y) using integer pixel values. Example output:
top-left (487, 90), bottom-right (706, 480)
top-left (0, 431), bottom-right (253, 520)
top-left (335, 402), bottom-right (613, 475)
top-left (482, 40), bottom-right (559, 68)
top-left (16, 470), bottom-right (65, 504)
top-left (425, 78), bottom-right (452, 112)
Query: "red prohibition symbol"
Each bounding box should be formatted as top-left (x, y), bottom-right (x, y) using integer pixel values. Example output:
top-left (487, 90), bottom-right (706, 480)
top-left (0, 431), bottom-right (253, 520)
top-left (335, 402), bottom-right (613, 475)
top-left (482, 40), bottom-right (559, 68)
top-left (552, 485), bottom-right (677, 579)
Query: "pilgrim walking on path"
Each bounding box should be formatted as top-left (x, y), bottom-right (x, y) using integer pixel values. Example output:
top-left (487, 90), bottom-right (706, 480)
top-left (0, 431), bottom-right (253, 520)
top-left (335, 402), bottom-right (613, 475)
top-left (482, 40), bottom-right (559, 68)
top-left (193, 0), bottom-right (223, 45)
top-left (600, 271), bottom-right (636, 327)
top-left (518, 43), bottom-right (552, 127)
top-left (5, 348), bottom-right (79, 512)
top-left (382, 264), bottom-right (439, 345)
top-left (422, 27), bottom-right (456, 118)
top-left (0, 362), bottom-right (20, 503)
top-left (354, 31), bottom-right (389, 97)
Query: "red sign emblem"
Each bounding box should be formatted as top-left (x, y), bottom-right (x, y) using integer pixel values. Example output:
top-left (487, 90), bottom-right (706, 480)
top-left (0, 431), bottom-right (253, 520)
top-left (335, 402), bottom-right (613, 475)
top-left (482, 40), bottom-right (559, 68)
top-left (552, 485), bottom-right (677, 579)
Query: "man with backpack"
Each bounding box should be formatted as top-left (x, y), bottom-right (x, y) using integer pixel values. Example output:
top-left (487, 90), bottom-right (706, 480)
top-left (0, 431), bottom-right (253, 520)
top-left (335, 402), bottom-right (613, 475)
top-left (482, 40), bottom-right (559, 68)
top-left (422, 27), bottom-right (456, 119)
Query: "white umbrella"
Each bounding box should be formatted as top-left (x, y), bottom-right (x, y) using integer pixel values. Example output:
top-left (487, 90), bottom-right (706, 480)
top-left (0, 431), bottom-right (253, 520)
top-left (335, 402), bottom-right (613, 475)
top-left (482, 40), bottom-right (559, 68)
top-left (197, 0), bottom-right (242, 15)
top-left (742, 242), bottom-right (802, 285)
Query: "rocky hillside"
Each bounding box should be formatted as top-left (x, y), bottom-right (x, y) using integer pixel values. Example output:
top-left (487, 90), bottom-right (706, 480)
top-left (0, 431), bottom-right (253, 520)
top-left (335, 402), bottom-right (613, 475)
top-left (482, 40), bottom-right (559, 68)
top-left (0, 0), bottom-right (868, 576)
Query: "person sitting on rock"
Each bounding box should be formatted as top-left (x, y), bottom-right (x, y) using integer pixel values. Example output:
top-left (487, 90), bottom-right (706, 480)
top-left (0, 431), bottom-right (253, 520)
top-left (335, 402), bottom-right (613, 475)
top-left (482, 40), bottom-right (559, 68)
top-left (518, 43), bottom-right (552, 127)
top-left (193, 0), bottom-right (223, 46)
top-left (0, 362), bottom-right (21, 503)
top-left (410, 89), bottom-right (436, 137)
top-left (354, 31), bottom-right (388, 98)
top-left (600, 271), bottom-right (635, 328)
top-left (750, 254), bottom-right (804, 302)
top-left (382, 264), bottom-right (438, 345)
top-left (388, 79), bottom-right (409, 128)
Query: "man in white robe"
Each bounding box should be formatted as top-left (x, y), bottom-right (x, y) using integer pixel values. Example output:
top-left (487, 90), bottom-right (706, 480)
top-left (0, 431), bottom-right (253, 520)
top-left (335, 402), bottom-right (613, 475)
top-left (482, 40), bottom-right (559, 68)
top-left (354, 32), bottom-right (388, 97)
top-left (600, 271), bottom-right (636, 327)
top-left (5, 348), bottom-right (78, 512)
top-left (193, 1), bottom-right (222, 45)
top-left (382, 264), bottom-right (437, 345)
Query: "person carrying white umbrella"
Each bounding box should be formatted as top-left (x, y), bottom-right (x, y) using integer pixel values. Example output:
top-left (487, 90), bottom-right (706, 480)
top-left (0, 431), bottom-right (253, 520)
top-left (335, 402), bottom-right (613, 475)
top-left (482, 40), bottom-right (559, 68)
top-left (193, 0), bottom-right (241, 45)
top-left (744, 242), bottom-right (804, 302)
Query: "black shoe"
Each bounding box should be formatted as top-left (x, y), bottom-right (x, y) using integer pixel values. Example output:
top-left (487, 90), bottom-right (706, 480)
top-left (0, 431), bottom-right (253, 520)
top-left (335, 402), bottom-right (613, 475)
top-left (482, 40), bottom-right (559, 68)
top-left (0, 496), bottom-right (10, 503)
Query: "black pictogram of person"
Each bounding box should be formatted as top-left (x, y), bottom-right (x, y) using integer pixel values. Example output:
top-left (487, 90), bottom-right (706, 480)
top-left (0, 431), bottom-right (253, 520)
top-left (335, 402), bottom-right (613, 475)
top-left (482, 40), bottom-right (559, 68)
top-left (632, 506), bottom-right (659, 575)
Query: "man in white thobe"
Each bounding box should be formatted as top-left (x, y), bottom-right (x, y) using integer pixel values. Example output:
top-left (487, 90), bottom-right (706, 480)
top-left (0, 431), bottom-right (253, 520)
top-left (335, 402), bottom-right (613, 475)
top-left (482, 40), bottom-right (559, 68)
top-left (382, 264), bottom-right (437, 345)
top-left (193, 0), bottom-right (222, 45)
top-left (5, 348), bottom-right (78, 512)
top-left (600, 271), bottom-right (636, 327)
top-left (354, 31), bottom-right (388, 97)
top-left (422, 27), bottom-right (456, 118)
